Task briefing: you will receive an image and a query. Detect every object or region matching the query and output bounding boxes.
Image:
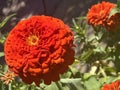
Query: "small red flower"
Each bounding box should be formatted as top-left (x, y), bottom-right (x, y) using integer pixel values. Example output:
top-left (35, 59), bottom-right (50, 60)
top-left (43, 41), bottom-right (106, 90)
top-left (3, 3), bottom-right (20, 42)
top-left (101, 80), bottom-right (120, 90)
top-left (106, 13), bottom-right (120, 31)
top-left (87, 1), bottom-right (115, 27)
top-left (4, 15), bottom-right (75, 86)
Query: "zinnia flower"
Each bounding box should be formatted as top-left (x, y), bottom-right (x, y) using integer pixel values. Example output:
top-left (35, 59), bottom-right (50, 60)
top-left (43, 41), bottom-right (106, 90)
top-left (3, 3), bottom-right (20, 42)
top-left (87, 1), bottom-right (115, 27)
top-left (106, 13), bottom-right (120, 31)
top-left (4, 15), bottom-right (75, 86)
top-left (101, 80), bottom-right (120, 90)
top-left (0, 71), bottom-right (15, 85)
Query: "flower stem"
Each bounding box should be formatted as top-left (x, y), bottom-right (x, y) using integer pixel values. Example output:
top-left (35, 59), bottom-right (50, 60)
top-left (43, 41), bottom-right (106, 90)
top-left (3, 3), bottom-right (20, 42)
top-left (99, 66), bottom-right (107, 78)
top-left (8, 83), bottom-right (11, 90)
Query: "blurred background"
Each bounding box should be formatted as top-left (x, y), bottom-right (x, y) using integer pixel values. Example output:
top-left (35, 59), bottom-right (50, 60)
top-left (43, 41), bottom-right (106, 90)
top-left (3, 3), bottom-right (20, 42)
top-left (0, 0), bottom-right (117, 26)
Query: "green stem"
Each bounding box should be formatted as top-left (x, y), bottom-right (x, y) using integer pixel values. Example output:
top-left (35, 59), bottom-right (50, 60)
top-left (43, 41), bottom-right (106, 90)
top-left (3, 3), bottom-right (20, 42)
top-left (8, 83), bottom-right (11, 90)
top-left (2, 82), bottom-right (4, 90)
top-left (99, 66), bottom-right (107, 78)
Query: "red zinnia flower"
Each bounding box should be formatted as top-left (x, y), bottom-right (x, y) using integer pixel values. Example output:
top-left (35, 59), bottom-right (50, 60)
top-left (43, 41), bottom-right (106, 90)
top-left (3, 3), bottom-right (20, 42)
top-left (4, 15), bottom-right (75, 86)
top-left (106, 13), bottom-right (120, 31)
top-left (87, 1), bottom-right (115, 27)
top-left (101, 80), bottom-right (120, 90)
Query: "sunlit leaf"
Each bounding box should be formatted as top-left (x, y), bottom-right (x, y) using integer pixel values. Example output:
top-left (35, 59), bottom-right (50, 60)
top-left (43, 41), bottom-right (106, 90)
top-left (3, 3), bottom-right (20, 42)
top-left (72, 19), bottom-right (79, 30)
top-left (0, 35), bottom-right (6, 44)
top-left (44, 82), bottom-right (59, 90)
top-left (60, 78), bottom-right (84, 90)
top-left (104, 67), bottom-right (116, 72)
top-left (81, 49), bottom-right (93, 61)
top-left (83, 73), bottom-right (93, 80)
top-left (0, 14), bottom-right (16, 29)
top-left (109, 7), bottom-right (120, 18)
top-left (0, 52), bottom-right (4, 57)
top-left (84, 77), bottom-right (101, 90)
top-left (87, 34), bottom-right (96, 42)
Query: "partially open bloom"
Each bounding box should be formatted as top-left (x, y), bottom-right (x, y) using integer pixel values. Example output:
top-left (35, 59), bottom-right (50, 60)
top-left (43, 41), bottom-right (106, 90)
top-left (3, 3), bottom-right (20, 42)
top-left (106, 13), bottom-right (120, 31)
top-left (101, 80), bottom-right (120, 90)
top-left (4, 15), bottom-right (75, 86)
top-left (0, 71), bottom-right (15, 85)
top-left (87, 1), bottom-right (115, 27)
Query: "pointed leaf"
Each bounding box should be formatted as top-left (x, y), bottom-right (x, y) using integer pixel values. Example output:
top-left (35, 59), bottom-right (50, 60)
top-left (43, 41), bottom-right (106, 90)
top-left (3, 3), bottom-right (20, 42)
top-left (84, 77), bottom-right (101, 90)
top-left (0, 52), bottom-right (4, 57)
top-left (0, 14), bottom-right (16, 29)
top-left (109, 7), bottom-right (120, 18)
top-left (60, 78), bottom-right (84, 90)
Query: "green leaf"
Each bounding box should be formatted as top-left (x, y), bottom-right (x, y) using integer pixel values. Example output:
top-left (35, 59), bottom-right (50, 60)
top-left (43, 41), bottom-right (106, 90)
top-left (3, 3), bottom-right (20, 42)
top-left (71, 59), bottom-right (79, 66)
top-left (0, 14), bottom-right (16, 29)
top-left (19, 85), bottom-right (29, 90)
top-left (76, 16), bottom-right (86, 20)
top-left (87, 34), bottom-right (96, 42)
top-left (81, 49), bottom-right (93, 61)
top-left (60, 78), bottom-right (84, 90)
top-left (55, 82), bottom-right (64, 90)
top-left (104, 67), bottom-right (116, 72)
top-left (0, 52), bottom-right (4, 57)
top-left (112, 75), bottom-right (120, 82)
top-left (104, 76), bottom-right (116, 84)
top-left (72, 19), bottom-right (79, 30)
top-left (3, 65), bottom-right (8, 72)
top-left (84, 77), bottom-right (101, 90)
top-left (83, 73), bottom-right (93, 80)
top-left (99, 76), bottom-right (117, 85)
top-left (0, 33), bottom-right (7, 44)
top-left (44, 82), bottom-right (59, 90)
top-left (97, 31), bottom-right (103, 40)
top-left (109, 7), bottom-right (120, 18)
top-left (69, 66), bottom-right (79, 76)
top-left (61, 71), bottom-right (72, 78)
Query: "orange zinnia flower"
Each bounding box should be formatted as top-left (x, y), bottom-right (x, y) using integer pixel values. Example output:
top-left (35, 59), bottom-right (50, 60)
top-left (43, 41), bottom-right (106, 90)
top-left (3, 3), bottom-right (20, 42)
top-left (101, 80), bottom-right (120, 90)
top-left (87, 1), bottom-right (115, 27)
top-left (4, 15), bottom-right (75, 86)
top-left (0, 71), bottom-right (15, 85)
top-left (106, 13), bottom-right (120, 31)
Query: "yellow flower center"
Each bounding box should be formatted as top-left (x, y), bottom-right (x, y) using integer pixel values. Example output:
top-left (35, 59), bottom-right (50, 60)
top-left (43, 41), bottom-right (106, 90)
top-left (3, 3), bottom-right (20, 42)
top-left (27, 35), bottom-right (39, 45)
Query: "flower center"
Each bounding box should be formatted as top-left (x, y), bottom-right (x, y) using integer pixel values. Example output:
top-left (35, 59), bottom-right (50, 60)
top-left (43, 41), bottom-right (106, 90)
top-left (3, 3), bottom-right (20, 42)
top-left (27, 35), bottom-right (39, 45)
